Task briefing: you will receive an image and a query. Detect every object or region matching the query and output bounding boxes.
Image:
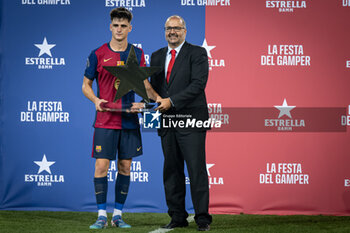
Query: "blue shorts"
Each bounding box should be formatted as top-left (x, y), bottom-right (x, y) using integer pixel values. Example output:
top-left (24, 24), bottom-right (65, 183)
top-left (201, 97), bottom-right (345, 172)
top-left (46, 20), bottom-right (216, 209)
top-left (92, 128), bottom-right (142, 160)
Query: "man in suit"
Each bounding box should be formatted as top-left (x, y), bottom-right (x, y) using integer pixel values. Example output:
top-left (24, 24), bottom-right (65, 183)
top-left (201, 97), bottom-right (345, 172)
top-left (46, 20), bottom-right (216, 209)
top-left (151, 15), bottom-right (212, 231)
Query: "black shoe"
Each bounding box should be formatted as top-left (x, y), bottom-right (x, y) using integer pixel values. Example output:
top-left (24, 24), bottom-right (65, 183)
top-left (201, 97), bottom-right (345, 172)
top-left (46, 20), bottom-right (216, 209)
top-left (162, 220), bottom-right (189, 229)
top-left (198, 223), bottom-right (210, 231)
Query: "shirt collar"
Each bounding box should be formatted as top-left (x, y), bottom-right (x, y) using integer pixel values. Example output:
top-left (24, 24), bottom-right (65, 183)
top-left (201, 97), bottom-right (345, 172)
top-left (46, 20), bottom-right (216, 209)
top-left (167, 41), bottom-right (185, 55)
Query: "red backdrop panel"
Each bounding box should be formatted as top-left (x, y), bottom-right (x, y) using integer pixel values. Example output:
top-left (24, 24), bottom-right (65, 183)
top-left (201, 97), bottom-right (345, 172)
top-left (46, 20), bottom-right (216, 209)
top-left (205, 1), bottom-right (350, 215)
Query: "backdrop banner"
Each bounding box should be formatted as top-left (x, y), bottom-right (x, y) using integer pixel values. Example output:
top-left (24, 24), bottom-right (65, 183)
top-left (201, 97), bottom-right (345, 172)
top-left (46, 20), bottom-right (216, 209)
top-left (1, 0), bottom-right (350, 216)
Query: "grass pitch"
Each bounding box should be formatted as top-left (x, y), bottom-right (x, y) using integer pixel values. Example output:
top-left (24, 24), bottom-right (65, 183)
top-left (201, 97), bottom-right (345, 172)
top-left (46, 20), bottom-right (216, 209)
top-left (0, 211), bottom-right (350, 233)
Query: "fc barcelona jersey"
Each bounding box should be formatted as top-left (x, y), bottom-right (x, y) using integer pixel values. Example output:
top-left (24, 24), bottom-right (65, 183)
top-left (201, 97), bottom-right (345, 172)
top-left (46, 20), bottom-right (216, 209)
top-left (84, 43), bottom-right (146, 129)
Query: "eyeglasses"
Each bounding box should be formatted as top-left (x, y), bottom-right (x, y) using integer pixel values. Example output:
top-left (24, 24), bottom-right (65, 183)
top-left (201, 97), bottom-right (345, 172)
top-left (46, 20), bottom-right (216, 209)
top-left (164, 26), bottom-right (185, 32)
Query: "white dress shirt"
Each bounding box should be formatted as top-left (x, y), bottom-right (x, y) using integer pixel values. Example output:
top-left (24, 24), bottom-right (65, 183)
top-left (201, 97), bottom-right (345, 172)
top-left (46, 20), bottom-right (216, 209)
top-left (164, 41), bottom-right (185, 79)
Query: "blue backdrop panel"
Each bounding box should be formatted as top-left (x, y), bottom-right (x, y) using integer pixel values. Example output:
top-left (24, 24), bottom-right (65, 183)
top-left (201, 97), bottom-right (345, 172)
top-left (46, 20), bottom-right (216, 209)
top-left (0, 0), bottom-right (205, 213)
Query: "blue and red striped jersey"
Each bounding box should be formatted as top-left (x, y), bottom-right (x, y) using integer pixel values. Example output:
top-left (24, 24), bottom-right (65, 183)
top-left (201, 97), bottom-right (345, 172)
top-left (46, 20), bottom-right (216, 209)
top-left (84, 43), bottom-right (146, 129)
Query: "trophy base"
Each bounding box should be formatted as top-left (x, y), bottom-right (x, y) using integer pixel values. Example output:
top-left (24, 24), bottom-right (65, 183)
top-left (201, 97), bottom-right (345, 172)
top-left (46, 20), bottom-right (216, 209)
top-left (100, 102), bottom-right (158, 112)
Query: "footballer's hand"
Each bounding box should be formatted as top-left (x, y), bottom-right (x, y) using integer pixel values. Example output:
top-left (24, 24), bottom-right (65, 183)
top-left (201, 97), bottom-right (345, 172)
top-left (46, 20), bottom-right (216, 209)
top-left (95, 99), bottom-right (108, 112)
top-left (156, 98), bottom-right (171, 112)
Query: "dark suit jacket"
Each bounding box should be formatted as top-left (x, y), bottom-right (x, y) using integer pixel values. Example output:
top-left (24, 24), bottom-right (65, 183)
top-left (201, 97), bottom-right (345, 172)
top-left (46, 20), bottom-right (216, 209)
top-left (150, 41), bottom-right (209, 135)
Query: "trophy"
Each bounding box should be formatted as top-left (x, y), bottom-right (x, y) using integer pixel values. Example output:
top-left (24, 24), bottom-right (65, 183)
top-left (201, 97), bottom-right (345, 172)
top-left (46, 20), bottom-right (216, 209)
top-left (101, 46), bottom-right (160, 112)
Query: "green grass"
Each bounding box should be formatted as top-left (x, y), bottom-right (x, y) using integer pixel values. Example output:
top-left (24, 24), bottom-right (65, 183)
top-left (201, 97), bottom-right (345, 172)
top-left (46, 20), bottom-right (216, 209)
top-left (0, 211), bottom-right (349, 233)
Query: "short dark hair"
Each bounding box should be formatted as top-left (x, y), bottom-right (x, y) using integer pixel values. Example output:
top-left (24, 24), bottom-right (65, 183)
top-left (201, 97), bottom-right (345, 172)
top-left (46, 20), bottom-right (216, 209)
top-left (110, 7), bottom-right (133, 22)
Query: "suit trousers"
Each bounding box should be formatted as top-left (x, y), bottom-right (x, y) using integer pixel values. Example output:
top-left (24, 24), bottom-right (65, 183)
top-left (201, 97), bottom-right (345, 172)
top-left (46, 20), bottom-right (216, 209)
top-left (161, 130), bottom-right (212, 225)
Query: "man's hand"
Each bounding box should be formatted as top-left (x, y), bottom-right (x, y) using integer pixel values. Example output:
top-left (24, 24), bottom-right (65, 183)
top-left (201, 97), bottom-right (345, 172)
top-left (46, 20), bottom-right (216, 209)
top-left (129, 102), bottom-right (145, 113)
top-left (156, 97), bottom-right (171, 112)
top-left (94, 98), bottom-right (108, 112)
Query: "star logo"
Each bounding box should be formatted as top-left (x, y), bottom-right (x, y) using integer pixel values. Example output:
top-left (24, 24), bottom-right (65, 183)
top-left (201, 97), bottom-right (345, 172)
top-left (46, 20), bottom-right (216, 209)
top-left (274, 99), bottom-right (296, 118)
top-left (206, 164), bottom-right (215, 176)
top-left (150, 110), bottom-right (161, 122)
top-left (34, 154), bottom-right (55, 174)
top-left (34, 37), bottom-right (56, 57)
top-left (201, 39), bottom-right (216, 59)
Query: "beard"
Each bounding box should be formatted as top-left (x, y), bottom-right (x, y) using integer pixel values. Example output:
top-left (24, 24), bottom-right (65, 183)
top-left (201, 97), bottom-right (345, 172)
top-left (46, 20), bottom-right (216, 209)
top-left (167, 34), bottom-right (182, 47)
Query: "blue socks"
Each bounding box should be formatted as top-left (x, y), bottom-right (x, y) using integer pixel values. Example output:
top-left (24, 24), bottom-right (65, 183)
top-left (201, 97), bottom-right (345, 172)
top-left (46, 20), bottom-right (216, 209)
top-left (94, 176), bottom-right (107, 217)
top-left (114, 173), bottom-right (131, 214)
top-left (94, 173), bottom-right (130, 217)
